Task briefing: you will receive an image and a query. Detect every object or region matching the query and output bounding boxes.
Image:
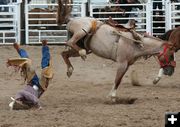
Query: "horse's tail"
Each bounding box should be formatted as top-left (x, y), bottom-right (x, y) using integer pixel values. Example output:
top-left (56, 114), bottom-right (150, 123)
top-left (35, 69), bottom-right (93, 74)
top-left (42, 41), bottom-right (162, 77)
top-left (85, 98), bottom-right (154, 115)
top-left (56, 0), bottom-right (73, 25)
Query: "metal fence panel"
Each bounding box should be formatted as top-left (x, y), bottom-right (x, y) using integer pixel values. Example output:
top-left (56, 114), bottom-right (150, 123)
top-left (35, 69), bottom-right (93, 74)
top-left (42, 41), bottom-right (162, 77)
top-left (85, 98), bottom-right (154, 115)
top-left (0, 3), bottom-right (20, 44)
top-left (151, 0), bottom-right (166, 37)
top-left (25, 1), bottom-right (86, 44)
top-left (0, 0), bottom-right (179, 45)
top-left (90, 3), bottom-right (150, 34)
top-left (170, 2), bottom-right (180, 29)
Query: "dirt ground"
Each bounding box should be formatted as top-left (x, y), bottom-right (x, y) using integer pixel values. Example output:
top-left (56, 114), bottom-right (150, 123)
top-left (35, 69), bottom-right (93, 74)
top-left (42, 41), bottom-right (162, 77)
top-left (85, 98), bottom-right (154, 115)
top-left (0, 45), bottom-right (180, 127)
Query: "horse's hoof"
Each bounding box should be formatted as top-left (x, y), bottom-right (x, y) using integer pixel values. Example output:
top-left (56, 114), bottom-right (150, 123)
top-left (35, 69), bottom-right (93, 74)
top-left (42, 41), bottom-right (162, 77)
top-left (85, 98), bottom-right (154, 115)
top-left (79, 49), bottom-right (87, 60)
top-left (67, 71), bottom-right (72, 77)
top-left (81, 55), bottom-right (87, 61)
top-left (67, 67), bottom-right (74, 78)
top-left (153, 77), bottom-right (160, 84)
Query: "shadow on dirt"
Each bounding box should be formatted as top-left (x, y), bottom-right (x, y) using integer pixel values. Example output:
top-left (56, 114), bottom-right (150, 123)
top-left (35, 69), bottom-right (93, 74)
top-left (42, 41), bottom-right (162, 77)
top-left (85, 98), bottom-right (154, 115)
top-left (104, 97), bottom-right (137, 105)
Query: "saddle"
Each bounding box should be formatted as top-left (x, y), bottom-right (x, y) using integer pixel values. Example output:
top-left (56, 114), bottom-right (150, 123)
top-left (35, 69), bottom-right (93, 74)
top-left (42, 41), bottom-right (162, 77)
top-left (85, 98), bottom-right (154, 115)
top-left (106, 16), bottom-right (135, 32)
top-left (106, 17), bottom-right (143, 46)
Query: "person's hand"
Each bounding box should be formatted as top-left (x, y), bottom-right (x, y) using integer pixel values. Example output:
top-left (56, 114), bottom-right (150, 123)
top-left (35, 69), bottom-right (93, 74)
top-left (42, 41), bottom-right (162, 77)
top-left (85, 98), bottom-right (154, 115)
top-left (13, 43), bottom-right (20, 51)
top-left (42, 40), bottom-right (48, 46)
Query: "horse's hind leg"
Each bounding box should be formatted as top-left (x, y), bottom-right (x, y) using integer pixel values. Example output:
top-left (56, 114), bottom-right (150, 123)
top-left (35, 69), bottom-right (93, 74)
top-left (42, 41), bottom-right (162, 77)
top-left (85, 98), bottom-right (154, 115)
top-left (109, 62), bottom-right (128, 101)
top-left (61, 49), bottom-right (80, 77)
top-left (66, 31), bottom-right (87, 60)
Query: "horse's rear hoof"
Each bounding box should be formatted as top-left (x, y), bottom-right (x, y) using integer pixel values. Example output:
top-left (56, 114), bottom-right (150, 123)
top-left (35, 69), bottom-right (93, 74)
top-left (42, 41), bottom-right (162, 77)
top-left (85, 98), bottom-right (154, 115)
top-left (67, 67), bottom-right (73, 77)
top-left (67, 71), bottom-right (72, 77)
top-left (81, 55), bottom-right (87, 61)
top-left (79, 49), bottom-right (87, 60)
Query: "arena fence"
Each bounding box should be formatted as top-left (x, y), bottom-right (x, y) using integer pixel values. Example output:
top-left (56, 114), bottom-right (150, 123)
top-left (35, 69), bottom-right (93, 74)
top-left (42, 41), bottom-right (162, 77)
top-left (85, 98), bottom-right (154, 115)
top-left (90, 1), bottom-right (179, 37)
top-left (25, 1), bottom-right (86, 44)
top-left (168, 2), bottom-right (180, 29)
top-left (89, 3), bottom-right (148, 34)
top-left (0, 2), bottom-right (21, 44)
top-left (151, 0), bottom-right (166, 37)
top-left (0, 0), bottom-right (179, 44)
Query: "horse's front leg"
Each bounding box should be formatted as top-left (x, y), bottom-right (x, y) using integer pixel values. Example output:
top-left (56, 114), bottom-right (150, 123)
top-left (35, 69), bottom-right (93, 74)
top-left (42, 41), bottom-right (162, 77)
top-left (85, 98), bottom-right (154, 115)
top-left (66, 31), bottom-right (87, 60)
top-left (153, 68), bottom-right (163, 84)
top-left (61, 49), bottom-right (80, 77)
top-left (108, 62), bottom-right (128, 101)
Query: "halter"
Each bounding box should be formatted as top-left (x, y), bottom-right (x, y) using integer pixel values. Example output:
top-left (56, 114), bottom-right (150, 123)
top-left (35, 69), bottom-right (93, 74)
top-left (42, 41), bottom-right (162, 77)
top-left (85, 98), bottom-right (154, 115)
top-left (158, 43), bottom-right (176, 67)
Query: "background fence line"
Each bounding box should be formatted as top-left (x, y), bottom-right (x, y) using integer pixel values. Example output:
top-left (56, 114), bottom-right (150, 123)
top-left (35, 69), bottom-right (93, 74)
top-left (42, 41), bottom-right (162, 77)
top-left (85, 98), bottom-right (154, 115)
top-left (0, 0), bottom-right (179, 44)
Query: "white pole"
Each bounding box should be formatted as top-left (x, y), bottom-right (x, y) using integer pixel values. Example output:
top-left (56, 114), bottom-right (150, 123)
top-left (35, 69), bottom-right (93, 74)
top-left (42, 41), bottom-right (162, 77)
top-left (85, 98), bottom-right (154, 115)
top-left (81, 2), bottom-right (86, 17)
top-left (39, 30), bottom-right (41, 43)
top-left (146, 0), bottom-right (152, 34)
top-left (3, 32), bottom-right (5, 44)
top-left (15, 4), bottom-right (18, 43)
top-left (16, 0), bottom-right (22, 43)
top-left (165, 0), bottom-right (172, 31)
top-left (89, 4), bottom-right (93, 17)
top-left (25, 0), bottom-right (29, 44)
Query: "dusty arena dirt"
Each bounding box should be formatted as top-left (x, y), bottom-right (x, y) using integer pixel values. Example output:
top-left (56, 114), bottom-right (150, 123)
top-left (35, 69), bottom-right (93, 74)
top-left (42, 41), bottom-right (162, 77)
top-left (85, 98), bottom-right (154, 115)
top-left (1, 45), bottom-right (180, 127)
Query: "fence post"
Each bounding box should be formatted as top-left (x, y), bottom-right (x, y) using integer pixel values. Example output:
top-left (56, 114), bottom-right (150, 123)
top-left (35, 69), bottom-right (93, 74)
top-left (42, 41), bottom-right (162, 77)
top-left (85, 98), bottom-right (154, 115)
top-left (20, 0), bottom-right (26, 44)
top-left (81, 2), bottom-right (86, 17)
top-left (89, 4), bottom-right (93, 17)
top-left (25, 0), bottom-right (29, 44)
top-left (3, 32), bottom-right (5, 44)
top-left (16, 0), bottom-right (21, 43)
top-left (165, 0), bottom-right (172, 31)
top-left (146, 0), bottom-right (152, 34)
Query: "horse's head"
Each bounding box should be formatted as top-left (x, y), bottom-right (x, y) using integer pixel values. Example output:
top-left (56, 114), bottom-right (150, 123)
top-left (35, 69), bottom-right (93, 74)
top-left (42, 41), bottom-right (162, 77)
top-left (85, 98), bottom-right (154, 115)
top-left (157, 43), bottom-right (176, 76)
top-left (56, 0), bottom-right (73, 25)
top-left (156, 27), bottom-right (180, 76)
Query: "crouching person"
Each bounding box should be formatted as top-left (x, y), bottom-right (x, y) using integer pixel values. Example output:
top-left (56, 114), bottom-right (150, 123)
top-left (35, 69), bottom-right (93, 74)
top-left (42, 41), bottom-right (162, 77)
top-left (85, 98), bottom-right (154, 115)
top-left (7, 40), bottom-right (53, 110)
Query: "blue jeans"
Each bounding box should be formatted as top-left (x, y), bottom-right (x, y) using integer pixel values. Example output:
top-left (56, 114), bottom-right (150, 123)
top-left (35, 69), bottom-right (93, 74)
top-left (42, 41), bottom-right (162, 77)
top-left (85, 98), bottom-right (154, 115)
top-left (18, 46), bottom-right (50, 88)
top-left (41, 45), bottom-right (50, 69)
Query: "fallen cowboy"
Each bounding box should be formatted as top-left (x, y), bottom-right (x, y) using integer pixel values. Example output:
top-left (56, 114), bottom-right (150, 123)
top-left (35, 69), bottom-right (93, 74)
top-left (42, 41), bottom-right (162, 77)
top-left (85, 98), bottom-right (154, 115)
top-left (7, 40), bottom-right (53, 110)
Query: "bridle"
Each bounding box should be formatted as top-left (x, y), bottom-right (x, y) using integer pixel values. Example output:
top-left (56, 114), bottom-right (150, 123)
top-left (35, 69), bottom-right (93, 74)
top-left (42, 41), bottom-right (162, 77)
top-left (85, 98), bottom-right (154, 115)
top-left (157, 43), bottom-right (176, 67)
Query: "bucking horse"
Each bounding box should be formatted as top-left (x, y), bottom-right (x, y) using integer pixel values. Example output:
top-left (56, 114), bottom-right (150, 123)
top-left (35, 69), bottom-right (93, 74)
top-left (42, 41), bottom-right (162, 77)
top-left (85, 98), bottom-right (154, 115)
top-left (57, 0), bottom-right (180, 100)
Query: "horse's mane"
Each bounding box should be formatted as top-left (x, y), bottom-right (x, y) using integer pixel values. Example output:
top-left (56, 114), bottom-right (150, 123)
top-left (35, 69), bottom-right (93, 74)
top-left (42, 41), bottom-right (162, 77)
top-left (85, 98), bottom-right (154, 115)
top-left (145, 34), bottom-right (164, 42)
top-left (159, 29), bottom-right (173, 41)
top-left (56, 0), bottom-right (73, 25)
